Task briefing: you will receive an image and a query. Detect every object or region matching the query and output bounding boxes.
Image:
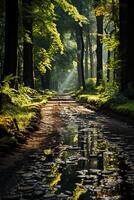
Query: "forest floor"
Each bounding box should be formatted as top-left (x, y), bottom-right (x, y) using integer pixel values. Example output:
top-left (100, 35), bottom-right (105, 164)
top-left (0, 95), bottom-right (134, 199)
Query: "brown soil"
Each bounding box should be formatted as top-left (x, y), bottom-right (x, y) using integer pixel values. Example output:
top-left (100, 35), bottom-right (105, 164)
top-left (0, 96), bottom-right (134, 196)
top-left (0, 100), bottom-right (64, 192)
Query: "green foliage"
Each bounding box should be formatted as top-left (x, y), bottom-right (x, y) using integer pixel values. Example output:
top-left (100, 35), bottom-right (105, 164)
top-left (68, 184), bottom-right (87, 200)
top-left (102, 34), bottom-right (119, 52)
top-left (33, 0), bottom-right (64, 73)
top-left (54, 0), bottom-right (87, 25)
top-left (85, 78), bottom-right (96, 92)
top-left (0, 77), bottom-right (55, 140)
top-left (115, 101), bottom-right (134, 115)
top-left (97, 81), bottom-right (119, 97)
top-left (34, 48), bottom-right (52, 74)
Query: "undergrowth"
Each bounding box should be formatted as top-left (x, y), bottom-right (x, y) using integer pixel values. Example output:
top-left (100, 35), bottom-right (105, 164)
top-left (74, 81), bottom-right (134, 120)
top-left (0, 78), bottom-right (56, 150)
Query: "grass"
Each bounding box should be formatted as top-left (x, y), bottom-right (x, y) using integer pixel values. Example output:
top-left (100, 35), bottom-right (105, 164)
top-left (0, 86), bottom-right (56, 150)
top-left (114, 101), bottom-right (134, 116)
top-left (2, 104), bottom-right (36, 131)
top-left (75, 91), bottom-right (134, 120)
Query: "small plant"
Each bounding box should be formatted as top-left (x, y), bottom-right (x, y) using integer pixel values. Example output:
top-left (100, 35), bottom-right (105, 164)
top-left (97, 81), bottom-right (119, 97)
top-left (85, 78), bottom-right (96, 92)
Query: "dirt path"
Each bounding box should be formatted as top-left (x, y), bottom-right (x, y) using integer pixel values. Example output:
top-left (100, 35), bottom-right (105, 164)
top-left (0, 96), bottom-right (134, 199)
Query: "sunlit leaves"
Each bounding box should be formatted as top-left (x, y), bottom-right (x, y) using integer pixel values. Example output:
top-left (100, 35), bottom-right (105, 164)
top-left (54, 0), bottom-right (87, 25)
top-left (44, 148), bottom-right (53, 155)
top-left (24, 32), bottom-right (32, 43)
top-left (34, 48), bottom-right (51, 74)
top-left (68, 184), bottom-right (87, 200)
top-left (102, 34), bottom-right (119, 52)
top-left (31, 0), bottom-right (87, 74)
top-left (95, 5), bottom-right (106, 16)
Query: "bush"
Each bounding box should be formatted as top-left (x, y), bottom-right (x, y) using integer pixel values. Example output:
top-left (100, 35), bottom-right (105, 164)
top-left (85, 78), bottom-right (96, 92)
top-left (97, 81), bottom-right (119, 97)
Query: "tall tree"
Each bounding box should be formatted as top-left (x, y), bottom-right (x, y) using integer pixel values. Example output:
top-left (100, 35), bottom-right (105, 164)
top-left (23, 0), bottom-right (34, 88)
top-left (76, 25), bottom-right (86, 90)
top-left (94, 1), bottom-right (104, 85)
top-left (0, 0), bottom-right (5, 81)
top-left (119, 0), bottom-right (131, 94)
top-left (85, 32), bottom-right (89, 79)
top-left (88, 32), bottom-right (94, 78)
top-left (3, 0), bottom-right (18, 87)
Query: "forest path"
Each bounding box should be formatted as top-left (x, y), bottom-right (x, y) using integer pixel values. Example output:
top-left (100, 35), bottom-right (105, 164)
top-left (0, 95), bottom-right (134, 199)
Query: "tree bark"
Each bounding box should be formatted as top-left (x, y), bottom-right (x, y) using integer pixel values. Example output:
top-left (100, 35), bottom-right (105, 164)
top-left (3, 0), bottom-right (18, 87)
top-left (23, 0), bottom-right (34, 88)
top-left (96, 15), bottom-right (103, 86)
top-left (85, 33), bottom-right (89, 79)
top-left (88, 33), bottom-right (94, 78)
top-left (41, 69), bottom-right (51, 90)
top-left (119, 0), bottom-right (131, 93)
top-left (107, 50), bottom-right (110, 82)
top-left (76, 25), bottom-right (86, 90)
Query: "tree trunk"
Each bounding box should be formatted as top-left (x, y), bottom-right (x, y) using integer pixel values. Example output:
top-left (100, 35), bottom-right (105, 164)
top-left (85, 33), bottom-right (89, 79)
top-left (96, 15), bottom-right (103, 86)
top-left (76, 25), bottom-right (86, 90)
top-left (107, 50), bottom-right (110, 82)
top-left (3, 0), bottom-right (18, 87)
top-left (23, 0), bottom-right (34, 88)
top-left (80, 27), bottom-right (86, 90)
top-left (88, 33), bottom-right (94, 78)
top-left (119, 0), bottom-right (130, 93)
top-left (41, 69), bottom-right (51, 90)
top-left (76, 31), bottom-right (82, 88)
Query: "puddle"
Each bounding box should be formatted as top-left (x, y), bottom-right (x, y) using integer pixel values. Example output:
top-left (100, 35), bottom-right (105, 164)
top-left (0, 100), bottom-right (134, 200)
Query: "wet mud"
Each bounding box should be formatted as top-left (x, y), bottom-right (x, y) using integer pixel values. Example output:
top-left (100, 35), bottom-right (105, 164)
top-left (0, 96), bottom-right (134, 200)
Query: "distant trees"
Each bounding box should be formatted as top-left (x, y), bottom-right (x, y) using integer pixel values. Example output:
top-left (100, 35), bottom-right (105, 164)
top-left (0, 0), bottom-right (131, 98)
top-left (0, 0), bottom-right (86, 91)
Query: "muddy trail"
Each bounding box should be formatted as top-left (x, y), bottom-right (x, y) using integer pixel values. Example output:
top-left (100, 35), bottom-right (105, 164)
top-left (0, 95), bottom-right (134, 200)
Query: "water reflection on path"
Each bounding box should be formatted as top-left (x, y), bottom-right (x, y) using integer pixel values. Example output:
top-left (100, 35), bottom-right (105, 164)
top-left (0, 96), bottom-right (134, 200)
top-left (57, 104), bottom-right (134, 200)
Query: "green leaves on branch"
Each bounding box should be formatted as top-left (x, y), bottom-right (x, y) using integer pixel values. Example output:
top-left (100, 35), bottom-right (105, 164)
top-left (34, 48), bottom-right (51, 74)
top-left (102, 34), bottom-right (119, 52)
top-left (54, 0), bottom-right (87, 25)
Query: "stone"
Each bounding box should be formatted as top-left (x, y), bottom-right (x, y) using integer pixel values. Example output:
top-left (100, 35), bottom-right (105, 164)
top-left (34, 190), bottom-right (44, 196)
top-left (2, 195), bottom-right (20, 200)
top-left (43, 194), bottom-right (57, 199)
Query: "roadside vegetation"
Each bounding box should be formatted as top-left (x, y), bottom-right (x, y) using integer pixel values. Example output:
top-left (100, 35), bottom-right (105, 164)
top-left (0, 77), bottom-right (56, 150)
top-left (74, 78), bottom-right (134, 121)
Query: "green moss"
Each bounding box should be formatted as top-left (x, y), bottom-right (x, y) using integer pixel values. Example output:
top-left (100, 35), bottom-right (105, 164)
top-left (76, 92), bottom-right (134, 120)
top-left (68, 185), bottom-right (87, 200)
top-left (115, 101), bottom-right (134, 115)
top-left (0, 86), bottom-right (56, 149)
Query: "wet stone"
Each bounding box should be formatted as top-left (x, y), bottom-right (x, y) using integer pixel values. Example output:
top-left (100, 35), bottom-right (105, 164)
top-left (64, 190), bottom-right (72, 195)
top-left (23, 179), bottom-right (37, 185)
top-left (47, 174), bottom-right (55, 179)
top-left (57, 193), bottom-right (69, 199)
top-left (34, 190), bottom-right (44, 196)
top-left (68, 146), bottom-right (80, 150)
top-left (20, 186), bottom-right (34, 192)
top-left (43, 194), bottom-right (57, 199)
top-left (77, 174), bottom-right (87, 179)
top-left (43, 162), bottom-right (54, 167)
top-left (101, 170), bottom-right (114, 175)
top-left (41, 169), bottom-right (51, 173)
top-left (22, 173), bottom-right (33, 179)
top-left (2, 195), bottom-right (20, 200)
top-left (22, 192), bottom-right (33, 198)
